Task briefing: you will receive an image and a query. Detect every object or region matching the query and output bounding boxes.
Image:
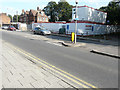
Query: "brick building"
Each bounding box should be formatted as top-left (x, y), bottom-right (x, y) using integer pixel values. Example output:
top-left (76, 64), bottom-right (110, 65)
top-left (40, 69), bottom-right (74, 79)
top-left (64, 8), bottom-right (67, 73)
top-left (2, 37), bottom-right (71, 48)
top-left (20, 7), bottom-right (49, 24)
top-left (0, 13), bottom-right (11, 24)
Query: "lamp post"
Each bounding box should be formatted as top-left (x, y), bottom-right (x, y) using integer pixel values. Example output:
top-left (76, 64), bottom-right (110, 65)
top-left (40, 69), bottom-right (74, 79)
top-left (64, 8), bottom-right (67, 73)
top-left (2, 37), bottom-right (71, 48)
top-left (16, 11), bottom-right (18, 23)
top-left (74, 0), bottom-right (78, 44)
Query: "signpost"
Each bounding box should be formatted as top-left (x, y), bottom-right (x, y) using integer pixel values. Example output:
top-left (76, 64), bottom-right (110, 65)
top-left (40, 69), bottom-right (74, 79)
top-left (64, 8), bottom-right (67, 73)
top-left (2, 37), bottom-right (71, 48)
top-left (74, 0), bottom-right (78, 44)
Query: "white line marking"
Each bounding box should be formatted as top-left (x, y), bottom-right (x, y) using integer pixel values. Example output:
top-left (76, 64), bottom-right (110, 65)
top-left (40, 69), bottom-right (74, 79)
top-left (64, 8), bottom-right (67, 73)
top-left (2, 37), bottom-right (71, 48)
top-left (46, 41), bottom-right (62, 47)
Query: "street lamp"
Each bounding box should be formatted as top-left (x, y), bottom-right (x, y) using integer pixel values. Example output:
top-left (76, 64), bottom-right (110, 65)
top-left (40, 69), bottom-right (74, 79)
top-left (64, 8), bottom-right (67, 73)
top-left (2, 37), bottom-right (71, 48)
top-left (16, 11), bottom-right (18, 23)
top-left (74, 0), bottom-right (78, 44)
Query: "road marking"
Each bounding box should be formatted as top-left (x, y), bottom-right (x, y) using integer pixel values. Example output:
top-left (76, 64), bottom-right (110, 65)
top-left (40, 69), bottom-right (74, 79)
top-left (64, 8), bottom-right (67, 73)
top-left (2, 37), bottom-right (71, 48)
top-left (47, 41), bottom-right (63, 47)
top-left (4, 41), bottom-right (98, 89)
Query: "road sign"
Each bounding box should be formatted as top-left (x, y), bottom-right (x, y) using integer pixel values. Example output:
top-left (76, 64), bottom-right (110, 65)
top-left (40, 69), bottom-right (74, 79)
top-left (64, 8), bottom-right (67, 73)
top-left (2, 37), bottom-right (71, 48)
top-left (74, 18), bottom-right (79, 21)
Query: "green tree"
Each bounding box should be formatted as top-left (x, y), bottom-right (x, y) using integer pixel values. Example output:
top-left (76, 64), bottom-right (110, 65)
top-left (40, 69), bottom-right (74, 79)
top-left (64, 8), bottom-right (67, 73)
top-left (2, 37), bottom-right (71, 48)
top-left (99, 6), bottom-right (107, 12)
top-left (8, 14), bottom-right (12, 22)
top-left (13, 15), bottom-right (20, 22)
top-left (59, 0), bottom-right (66, 2)
top-left (99, 0), bottom-right (120, 25)
top-left (57, 1), bottom-right (72, 22)
top-left (43, 1), bottom-right (57, 22)
top-left (43, 1), bottom-right (73, 22)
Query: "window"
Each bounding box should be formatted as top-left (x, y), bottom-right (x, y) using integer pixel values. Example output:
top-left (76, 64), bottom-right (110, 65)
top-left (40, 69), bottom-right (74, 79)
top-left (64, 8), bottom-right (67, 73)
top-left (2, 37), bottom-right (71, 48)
top-left (43, 18), bottom-right (44, 21)
top-left (46, 18), bottom-right (48, 22)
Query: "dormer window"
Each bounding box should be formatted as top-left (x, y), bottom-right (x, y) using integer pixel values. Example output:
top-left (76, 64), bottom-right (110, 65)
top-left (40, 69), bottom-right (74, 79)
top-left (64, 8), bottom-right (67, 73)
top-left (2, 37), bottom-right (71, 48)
top-left (41, 12), bottom-right (44, 16)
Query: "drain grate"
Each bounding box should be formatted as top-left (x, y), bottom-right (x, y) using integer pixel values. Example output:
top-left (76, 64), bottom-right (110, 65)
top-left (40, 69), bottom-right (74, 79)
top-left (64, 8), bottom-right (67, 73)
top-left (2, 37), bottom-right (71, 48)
top-left (30, 39), bottom-right (34, 40)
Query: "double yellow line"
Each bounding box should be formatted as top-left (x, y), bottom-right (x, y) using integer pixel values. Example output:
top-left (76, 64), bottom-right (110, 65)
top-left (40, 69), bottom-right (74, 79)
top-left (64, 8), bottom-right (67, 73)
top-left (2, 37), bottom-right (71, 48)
top-left (5, 41), bottom-right (98, 89)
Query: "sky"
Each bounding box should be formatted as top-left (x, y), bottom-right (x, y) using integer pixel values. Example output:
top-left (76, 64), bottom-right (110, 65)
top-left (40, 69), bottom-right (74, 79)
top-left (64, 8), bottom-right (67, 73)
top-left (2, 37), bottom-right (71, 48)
top-left (0, 0), bottom-right (112, 16)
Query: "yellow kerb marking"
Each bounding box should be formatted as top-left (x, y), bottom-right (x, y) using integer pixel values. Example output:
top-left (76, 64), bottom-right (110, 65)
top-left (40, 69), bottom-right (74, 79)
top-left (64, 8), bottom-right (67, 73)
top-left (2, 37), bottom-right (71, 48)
top-left (5, 42), bottom-right (98, 89)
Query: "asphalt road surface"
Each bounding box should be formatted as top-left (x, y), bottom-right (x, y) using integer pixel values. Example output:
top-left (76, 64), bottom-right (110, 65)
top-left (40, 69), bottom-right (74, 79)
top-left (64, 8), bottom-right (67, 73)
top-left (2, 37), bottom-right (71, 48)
top-left (1, 31), bottom-right (118, 88)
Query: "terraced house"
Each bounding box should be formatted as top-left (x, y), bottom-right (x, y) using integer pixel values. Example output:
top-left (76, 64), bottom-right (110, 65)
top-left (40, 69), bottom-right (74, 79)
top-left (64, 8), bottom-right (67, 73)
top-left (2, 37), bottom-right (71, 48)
top-left (0, 13), bottom-right (11, 24)
top-left (20, 7), bottom-right (49, 24)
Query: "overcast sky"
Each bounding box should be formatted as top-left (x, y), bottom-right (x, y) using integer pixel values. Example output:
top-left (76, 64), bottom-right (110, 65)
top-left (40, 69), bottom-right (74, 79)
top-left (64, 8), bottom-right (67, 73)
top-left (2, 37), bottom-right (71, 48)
top-left (0, 0), bottom-right (112, 16)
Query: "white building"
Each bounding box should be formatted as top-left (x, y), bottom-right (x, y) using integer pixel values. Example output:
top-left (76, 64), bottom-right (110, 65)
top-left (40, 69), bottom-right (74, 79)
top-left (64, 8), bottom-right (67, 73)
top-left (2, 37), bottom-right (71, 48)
top-left (72, 5), bottom-right (107, 24)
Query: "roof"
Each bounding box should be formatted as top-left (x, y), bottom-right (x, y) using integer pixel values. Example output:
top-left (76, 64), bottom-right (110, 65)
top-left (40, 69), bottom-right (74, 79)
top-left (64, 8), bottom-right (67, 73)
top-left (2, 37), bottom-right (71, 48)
top-left (72, 5), bottom-right (107, 13)
top-left (21, 8), bottom-right (48, 18)
top-left (30, 9), bottom-right (37, 16)
top-left (25, 11), bottom-right (29, 15)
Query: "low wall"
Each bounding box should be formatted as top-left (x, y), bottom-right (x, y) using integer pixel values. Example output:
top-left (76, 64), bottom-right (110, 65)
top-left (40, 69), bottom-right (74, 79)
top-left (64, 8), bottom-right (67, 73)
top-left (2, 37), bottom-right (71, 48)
top-left (32, 22), bottom-right (120, 36)
top-left (106, 25), bottom-right (120, 34)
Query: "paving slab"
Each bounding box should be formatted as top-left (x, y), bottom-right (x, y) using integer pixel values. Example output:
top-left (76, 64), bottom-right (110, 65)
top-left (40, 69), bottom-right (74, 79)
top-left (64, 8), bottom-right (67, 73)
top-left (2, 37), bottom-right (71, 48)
top-left (1, 40), bottom-right (76, 89)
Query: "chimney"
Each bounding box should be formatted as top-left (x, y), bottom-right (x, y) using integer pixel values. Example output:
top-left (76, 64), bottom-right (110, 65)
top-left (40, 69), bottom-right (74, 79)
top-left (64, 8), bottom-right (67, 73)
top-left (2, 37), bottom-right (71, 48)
top-left (2, 13), bottom-right (7, 15)
top-left (37, 7), bottom-right (39, 11)
top-left (22, 9), bottom-right (24, 13)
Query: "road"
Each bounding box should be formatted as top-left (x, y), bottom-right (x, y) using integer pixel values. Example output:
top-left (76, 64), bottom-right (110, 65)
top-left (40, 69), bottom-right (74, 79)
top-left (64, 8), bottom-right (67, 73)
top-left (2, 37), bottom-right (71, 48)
top-left (1, 30), bottom-right (118, 88)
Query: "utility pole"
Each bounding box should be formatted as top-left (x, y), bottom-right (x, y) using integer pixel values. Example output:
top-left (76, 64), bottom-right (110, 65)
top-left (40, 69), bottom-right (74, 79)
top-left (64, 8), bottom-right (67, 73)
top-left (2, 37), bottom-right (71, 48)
top-left (74, 0), bottom-right (78, 44)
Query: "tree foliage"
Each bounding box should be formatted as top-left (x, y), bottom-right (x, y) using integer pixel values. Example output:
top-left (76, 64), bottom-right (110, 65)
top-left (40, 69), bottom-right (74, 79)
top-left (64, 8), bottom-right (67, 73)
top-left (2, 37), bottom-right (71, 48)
top-left (8, 14), bottom-right (12, 22)
top-left (99, 0), bottom-right (120, 25)
top-left (57, 2), bottom-right (72, 22)
top-left (43, 1), bottom-right (73, 22)
top-left (43, 1), bottom-right (57, 22)
top-left (13, 15), bottom-right (20, 22)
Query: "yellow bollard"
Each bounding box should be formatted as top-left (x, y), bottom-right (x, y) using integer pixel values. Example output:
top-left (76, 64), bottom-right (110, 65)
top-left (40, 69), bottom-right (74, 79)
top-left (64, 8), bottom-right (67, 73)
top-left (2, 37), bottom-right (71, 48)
top-left (71, 32), bottom-right (75, 42)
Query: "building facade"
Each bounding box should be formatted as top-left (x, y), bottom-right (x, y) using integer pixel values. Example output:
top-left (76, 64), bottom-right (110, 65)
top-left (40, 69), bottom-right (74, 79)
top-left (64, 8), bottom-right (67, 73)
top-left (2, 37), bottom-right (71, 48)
top-left (72, 5), bottom-right (107, 24)
top-left (20, 7), bottom-right (49, 24)
top-left (0, 13), bottom-right (11, 24)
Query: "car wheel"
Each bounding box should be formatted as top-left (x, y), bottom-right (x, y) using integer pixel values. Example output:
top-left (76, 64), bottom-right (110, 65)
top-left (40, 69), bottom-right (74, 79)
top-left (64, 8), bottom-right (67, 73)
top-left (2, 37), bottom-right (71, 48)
top-left (33, 31), bottom-right (36, 34)
top-left (42, 32), bottom-right (45, 36)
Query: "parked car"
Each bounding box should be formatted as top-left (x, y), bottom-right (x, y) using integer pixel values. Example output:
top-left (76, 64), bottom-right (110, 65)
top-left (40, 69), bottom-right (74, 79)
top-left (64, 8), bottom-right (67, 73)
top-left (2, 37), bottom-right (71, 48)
top-left (2, 26), bottom-right (8, 30)
top-left (8, 25), bottom-right (16, 31)
top-left (33, 27), bottom-right (51, 35)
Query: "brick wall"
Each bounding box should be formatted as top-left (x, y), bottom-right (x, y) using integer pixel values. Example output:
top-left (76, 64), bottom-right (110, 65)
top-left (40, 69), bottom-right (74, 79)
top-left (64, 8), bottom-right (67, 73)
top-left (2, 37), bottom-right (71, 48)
top-left (0, 13), bottom-right (11, 24)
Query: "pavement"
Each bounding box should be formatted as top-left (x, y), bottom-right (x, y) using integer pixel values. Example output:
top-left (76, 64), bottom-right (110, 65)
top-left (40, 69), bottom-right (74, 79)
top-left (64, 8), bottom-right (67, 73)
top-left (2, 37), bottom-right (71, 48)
top-left (62, 40), bottom-right (119, 59)
top-left (1, 40), bottom-right (76, 89)
top-left (62, 41), bottom-right (86, 47)
top-left (52, 33), bottom-right (119, 59)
